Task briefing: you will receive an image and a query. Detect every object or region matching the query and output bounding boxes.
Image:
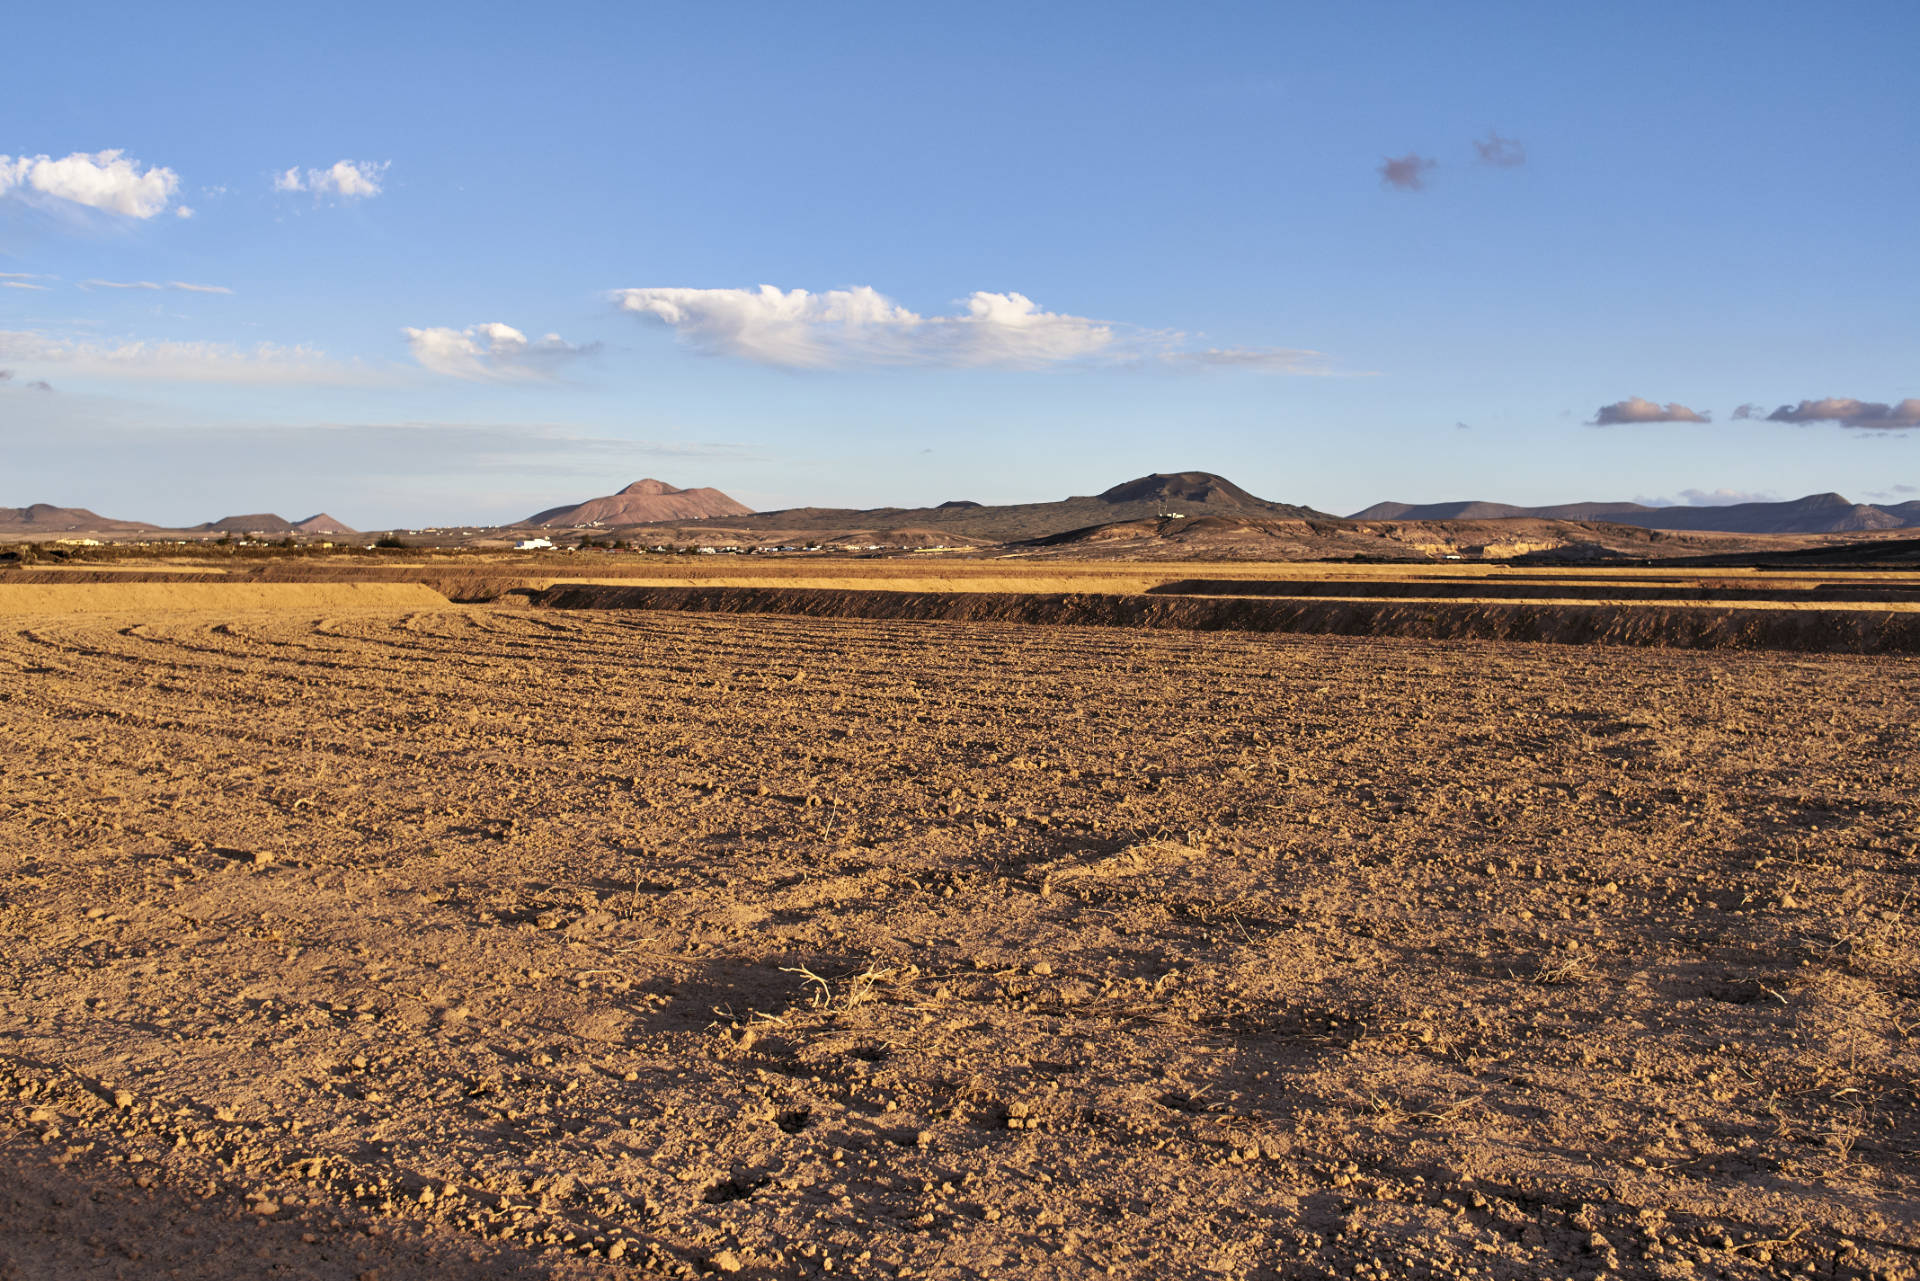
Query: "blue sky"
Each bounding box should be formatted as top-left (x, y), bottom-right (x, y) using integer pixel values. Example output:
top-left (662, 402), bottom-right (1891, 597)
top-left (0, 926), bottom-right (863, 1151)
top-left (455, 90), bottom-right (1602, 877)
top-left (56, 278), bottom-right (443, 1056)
top-left (3, 0), bottom-right (1917, 526)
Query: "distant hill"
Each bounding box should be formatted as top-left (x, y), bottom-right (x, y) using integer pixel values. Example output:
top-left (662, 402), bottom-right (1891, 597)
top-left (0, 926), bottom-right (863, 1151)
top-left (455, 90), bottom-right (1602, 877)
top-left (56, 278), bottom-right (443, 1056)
top-left (192, 513), bottom-right (299, 535)
top-left (294, 513), bottom-right (359, 536)
top-left (641, 471), bottom-right (1332, 543)
top-left (0, 503), bottom-right (158, 534)
top-left (1351, 492), bottom-right (1914, 535)
top-left (1094, 472), bottom-right (1276, 511)
top-left (528, 479), bottom-right (754, 526)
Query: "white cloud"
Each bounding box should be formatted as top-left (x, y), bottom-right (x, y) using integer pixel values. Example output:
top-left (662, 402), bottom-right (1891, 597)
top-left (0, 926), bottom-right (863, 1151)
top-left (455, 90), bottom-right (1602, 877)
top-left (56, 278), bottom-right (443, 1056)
top-left (0, 150), bottom-right (181, 218)
top-left (82, 278), bottom-right (163, 290)
top-left (1590, 397), bottom-right (1711, 425)
top-left (169, 281), bottom-right (232, 294)
top-left (612, 283), bottom-right (1339, 374)
top-left (175, 205), bottom-right (194, 219)
top-left (0, 272), bottom-right (56, 280)
top-left (1766, 397), bottom-right (1920, 429)
top-left (611, 285), bottom-right (1117, 369)
top-left (3, 281), bottom-right (49, 291)
top-left (403, 322), bottom-right (596, 380)
top-left (274, 160), bottom-right (387, 200)
top-left (0, 328), bottom-right (372, 385)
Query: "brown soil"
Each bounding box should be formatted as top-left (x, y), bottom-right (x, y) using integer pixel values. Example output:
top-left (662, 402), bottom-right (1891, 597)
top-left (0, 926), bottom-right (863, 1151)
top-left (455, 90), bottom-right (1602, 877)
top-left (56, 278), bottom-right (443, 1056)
top-left (3, 606), bottom-right (1916, 1281)
top-left (0, 583), bottom-right (450, 615)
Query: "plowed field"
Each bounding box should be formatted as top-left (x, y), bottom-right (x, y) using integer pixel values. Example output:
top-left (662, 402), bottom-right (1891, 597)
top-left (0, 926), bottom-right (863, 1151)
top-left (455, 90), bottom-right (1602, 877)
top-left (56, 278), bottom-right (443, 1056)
top-left (2, 607), bottom-right (1916, 1281)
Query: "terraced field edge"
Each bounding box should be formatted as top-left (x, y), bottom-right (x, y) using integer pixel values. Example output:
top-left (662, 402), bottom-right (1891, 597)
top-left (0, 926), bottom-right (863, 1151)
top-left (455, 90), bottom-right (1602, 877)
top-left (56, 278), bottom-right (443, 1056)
top-left (528, 583), bottom-right (1920, 653)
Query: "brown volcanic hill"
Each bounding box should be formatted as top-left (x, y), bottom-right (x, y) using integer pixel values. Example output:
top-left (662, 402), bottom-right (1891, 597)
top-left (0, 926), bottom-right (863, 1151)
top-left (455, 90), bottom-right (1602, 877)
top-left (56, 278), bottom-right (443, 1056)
top-left (638, 472), bottom-right (1331, 543)
top-left (192, 514), bottom-right (299, 535)
top-left (1096, 471), bottom-right (1272, 511)
top-left (293, 513), bottom-right (359, 536)
top-left (527, 479), bottom-right (754, 526)
top-left (0, 503), bottom-right (158, 534)
top-left (1352, 492), bottom-right (1911, 534)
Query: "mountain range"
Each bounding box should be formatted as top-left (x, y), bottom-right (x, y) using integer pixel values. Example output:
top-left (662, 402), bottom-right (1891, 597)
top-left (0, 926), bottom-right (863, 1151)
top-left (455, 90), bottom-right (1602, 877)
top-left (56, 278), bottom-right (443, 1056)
top-left (8, 475), bottom-right (1920, 542)
top-left (0, 506), bottom-right (359, 537)
top-left (1351, 492), bottom-right (1916, 535)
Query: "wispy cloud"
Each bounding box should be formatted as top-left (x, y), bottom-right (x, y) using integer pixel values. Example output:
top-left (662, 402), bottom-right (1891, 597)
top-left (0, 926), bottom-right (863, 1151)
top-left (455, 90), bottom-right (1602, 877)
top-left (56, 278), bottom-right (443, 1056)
top-left (403, 323), bottom-right (597, 381)
top-left (1160, 347), bottom-right (1332, 373)
top-left (80, 278), bottom-right (233, 295)
top-left (1590, 397), bottom-right (1711, 425)
top-left (1765, 397), bottom-right (1920, 429)
top-left (0, 272), bottom-right (56, 281)
top-left (1730, 402), bottom-right (1762, 419)
top-left (1473, 130), bottom-right (1526, 167)
top-left (0, 328), bottom-right (376, 386)
top-left (1379, 153), bottom-right (1436, 191)
top-left (0, 150), bottom-right (182, 218)
top-left (274, 160), bottom-right (387, 200)
top-left (611, 283), bottom-right (1329, 374)
top-left (3, 281), bottom-right (49, 291)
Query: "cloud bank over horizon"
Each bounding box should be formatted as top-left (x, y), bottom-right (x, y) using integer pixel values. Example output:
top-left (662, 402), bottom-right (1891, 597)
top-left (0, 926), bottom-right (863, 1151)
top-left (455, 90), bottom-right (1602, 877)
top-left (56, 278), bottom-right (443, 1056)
top-left (612, 286), bottom-right (1118, 370)
top-left (611, 285), bottom-right (1328, 373)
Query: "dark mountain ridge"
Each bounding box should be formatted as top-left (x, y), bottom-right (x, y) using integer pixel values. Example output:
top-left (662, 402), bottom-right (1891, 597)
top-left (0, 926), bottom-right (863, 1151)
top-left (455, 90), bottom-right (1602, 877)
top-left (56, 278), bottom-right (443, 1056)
top-left (1352, 492), bottom-right (1914, 535)
top-left (192, 514), bottom-right (300, 535)
top-left (643, 471), bottom-right (1332, 542)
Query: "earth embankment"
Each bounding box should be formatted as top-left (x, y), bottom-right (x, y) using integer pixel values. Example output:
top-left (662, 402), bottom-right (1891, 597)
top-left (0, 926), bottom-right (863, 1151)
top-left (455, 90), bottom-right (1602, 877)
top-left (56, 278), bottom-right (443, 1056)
top-left (529, 583), bottom-right (1920, 653)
